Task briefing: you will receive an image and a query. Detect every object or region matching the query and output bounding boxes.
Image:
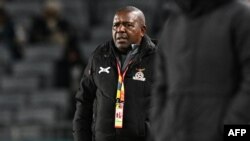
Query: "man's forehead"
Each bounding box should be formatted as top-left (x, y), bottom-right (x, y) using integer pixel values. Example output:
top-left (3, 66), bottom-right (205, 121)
top-left (113, 12), bottom-right (138, 23)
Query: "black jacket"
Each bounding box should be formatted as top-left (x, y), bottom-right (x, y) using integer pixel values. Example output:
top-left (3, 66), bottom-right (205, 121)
top-left (73, 35), bottom-right (157, 141)
top-left (151, 0), bottom-right (250, 141)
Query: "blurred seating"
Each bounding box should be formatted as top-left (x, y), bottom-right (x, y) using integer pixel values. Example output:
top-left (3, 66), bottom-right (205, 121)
top-left (4, 1), bottom-right (41, 28)
top-left (30, 89), bottom-right (68, 106)
top-left (9, 125), bottom-right (42, 140)
top-left (0, 93), bottom-right (26, 109)
top-left (0, 76), bottom-right (40, 92)
top-left (0, 46), bottom-right (11, 76)
top-left (17, 107), bottom-right (56, 125)
top-left (0, 127), bottom-right (11, 141)
top-left (79, 41), bottom-right (98, 59)
top-left (61, 0), bottom-right (89, 38)
top-left (0, 110), bottom-right (13, 126)
top-left (12, 61), bottom-right (54, 87)
top-left (29, 89), bottom-right (69, 119)
top-left (0, 45), bottom-right (11, 63)
top-left (0, 92), bottom-right (27, 126)
top-left (24, 44), bottom-right (63, 62)
top-left (90, 25), bottom-right (111, 44)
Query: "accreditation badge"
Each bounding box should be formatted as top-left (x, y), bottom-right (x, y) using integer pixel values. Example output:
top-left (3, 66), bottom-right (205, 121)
top-left (115, 102), bottom-right (124, 128)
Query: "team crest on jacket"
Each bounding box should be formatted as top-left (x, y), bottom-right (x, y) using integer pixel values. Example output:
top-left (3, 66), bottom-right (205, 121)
top-left (133, 68), bottom-right (146, 81)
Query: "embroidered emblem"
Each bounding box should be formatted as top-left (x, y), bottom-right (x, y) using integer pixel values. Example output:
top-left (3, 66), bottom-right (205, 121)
top-left (133, 68), bottom-right (146, 81)
top-left (99, 67), bottom-right (111, 74)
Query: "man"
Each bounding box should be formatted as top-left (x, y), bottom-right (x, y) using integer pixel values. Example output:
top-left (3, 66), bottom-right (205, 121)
top-left (151, 0), bottom-right (250, 141)
top-left (73, 6), bottom-right (157, 141)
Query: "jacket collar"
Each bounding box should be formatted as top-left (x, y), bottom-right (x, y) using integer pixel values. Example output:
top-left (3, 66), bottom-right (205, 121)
top-left (100, 35), bottom-right (157, 69)
top-left (109, 34), bottom-right (157, 58)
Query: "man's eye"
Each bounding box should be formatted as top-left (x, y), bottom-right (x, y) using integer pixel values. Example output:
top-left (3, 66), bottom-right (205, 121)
top-left (125, 23), bottom-right (134, 27)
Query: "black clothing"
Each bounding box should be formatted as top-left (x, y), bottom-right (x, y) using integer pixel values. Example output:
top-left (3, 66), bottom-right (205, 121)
top-left (151, 0), bottom-right (250, 141)
top-left (73, 35), bottom-right (157, 141)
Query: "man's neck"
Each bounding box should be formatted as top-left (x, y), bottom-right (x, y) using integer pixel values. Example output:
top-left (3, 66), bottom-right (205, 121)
top-left (115, 44), bottom-right (140, 69)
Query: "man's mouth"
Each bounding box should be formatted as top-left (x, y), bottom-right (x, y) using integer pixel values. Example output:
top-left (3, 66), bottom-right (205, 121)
top-left (117, 37), bottom-right (127, 41)
top-left (116, 36), bottom-right (128, 42)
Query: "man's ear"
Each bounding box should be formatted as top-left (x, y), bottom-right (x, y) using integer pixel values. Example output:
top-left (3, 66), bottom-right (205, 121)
top-left (141, 25), bottom-right (147, 37)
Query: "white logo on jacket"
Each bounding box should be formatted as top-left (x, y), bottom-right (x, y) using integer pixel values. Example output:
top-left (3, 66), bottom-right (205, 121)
top-left (133, 68), bottom-right (146, 81)
top-left (99, 67), bottom-right (111, 74)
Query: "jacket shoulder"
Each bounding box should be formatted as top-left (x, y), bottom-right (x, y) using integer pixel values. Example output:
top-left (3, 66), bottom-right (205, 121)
top-left (92, 40), bottom-right (112, 57)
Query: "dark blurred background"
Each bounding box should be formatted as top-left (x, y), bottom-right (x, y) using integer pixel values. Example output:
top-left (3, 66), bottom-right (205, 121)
top-left (0, 0), bottom-right (249, 141)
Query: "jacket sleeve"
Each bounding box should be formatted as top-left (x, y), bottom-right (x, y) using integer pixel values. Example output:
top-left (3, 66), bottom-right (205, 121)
top-left (73, 54), bottom-right (97, 141)
top-left (224, 7), bottom-right (250, 124)
top-left (149, 47), bottom-right (168, 141)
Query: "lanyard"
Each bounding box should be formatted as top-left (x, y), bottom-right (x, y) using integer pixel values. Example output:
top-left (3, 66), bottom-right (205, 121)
top-left (114, 59), bottom-right (131, 128)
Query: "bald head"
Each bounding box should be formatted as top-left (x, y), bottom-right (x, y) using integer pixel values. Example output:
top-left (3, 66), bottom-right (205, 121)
top-left (115, 6), bottom-right (146, 27)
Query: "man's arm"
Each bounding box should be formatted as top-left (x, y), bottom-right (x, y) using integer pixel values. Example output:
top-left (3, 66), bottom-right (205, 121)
top-left (73, 54), bottom-right (97, 141)
top-left (150, 47), bottom-right (168, 141)
top-left (224, 6), bottom-right (250, 124)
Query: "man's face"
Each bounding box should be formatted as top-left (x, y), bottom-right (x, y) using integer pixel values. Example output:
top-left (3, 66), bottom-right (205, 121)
top-left (112, 11), bottom-right (145, 52)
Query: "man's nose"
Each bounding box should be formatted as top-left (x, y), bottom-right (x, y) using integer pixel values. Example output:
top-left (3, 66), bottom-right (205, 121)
top-left (117, 24), bottom-right (126, 32)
